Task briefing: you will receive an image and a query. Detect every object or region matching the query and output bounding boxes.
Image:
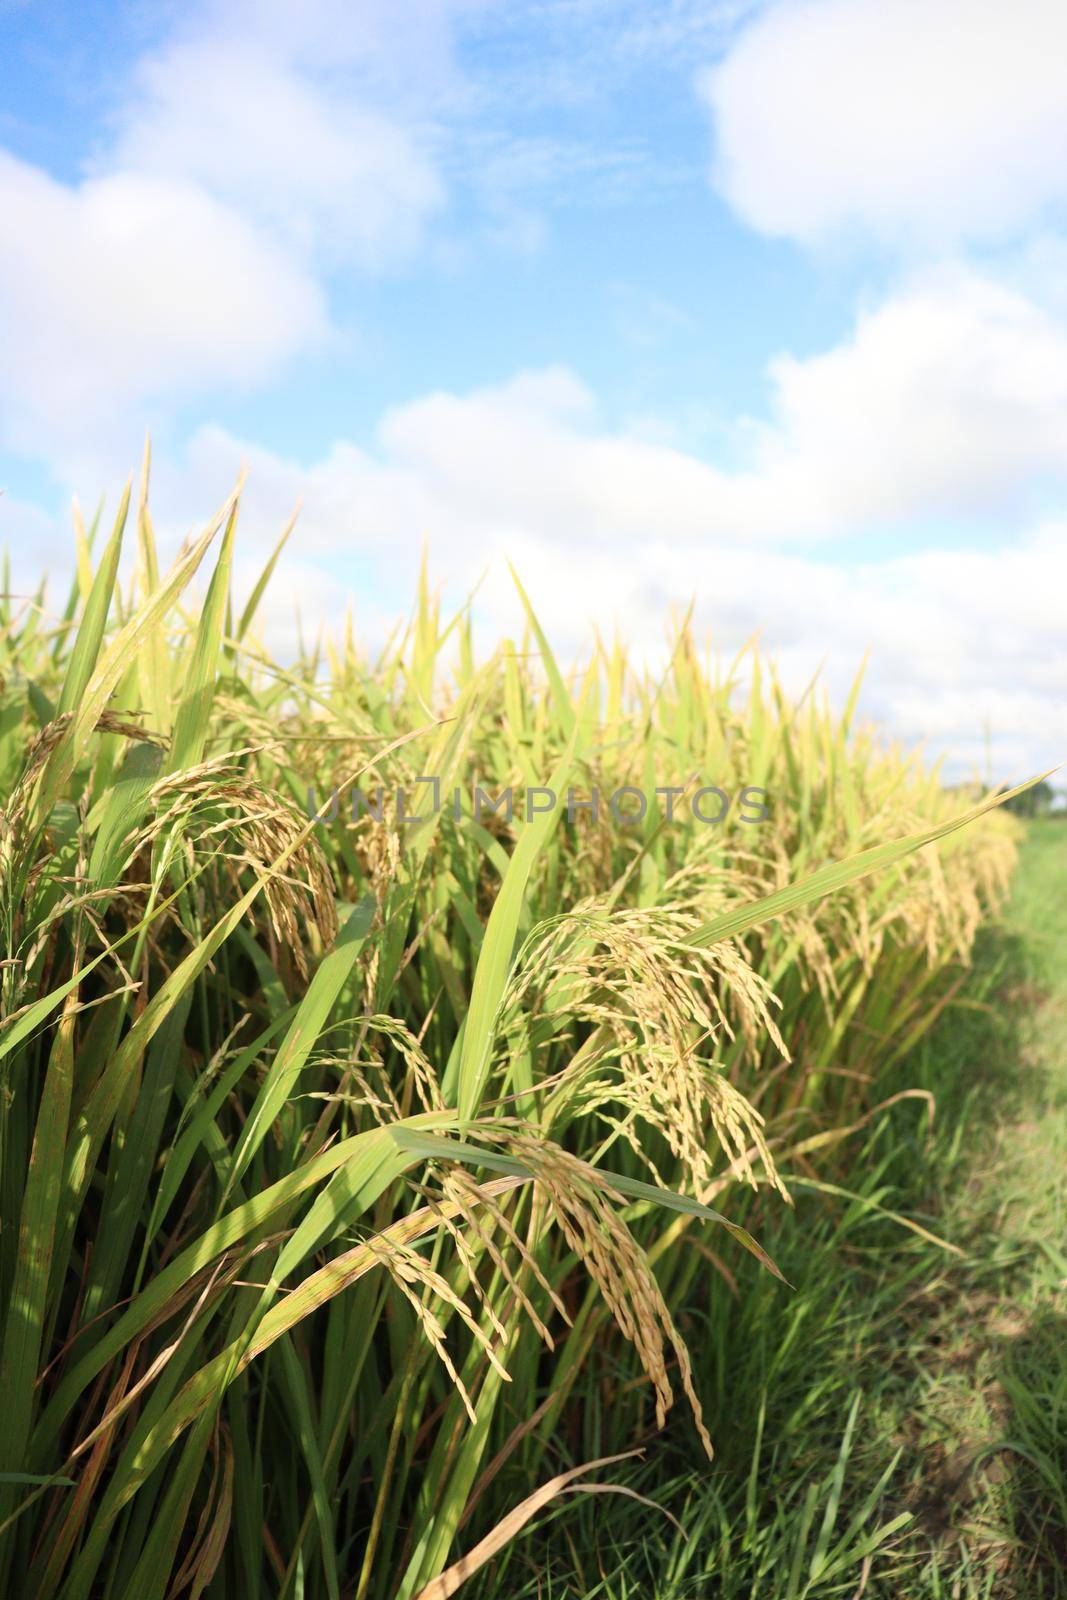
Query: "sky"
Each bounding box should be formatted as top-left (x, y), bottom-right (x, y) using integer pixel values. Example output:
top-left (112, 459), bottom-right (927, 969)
top-left (1, 0), bottom-right (1066, 784)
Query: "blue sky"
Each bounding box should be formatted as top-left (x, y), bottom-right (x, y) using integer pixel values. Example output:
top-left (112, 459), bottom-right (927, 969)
top-left (1, 0), bottom-right (1066, 780)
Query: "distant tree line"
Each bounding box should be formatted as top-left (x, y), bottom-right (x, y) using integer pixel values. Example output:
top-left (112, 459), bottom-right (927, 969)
top-left (1002, 779), bottom-right (1061, 818)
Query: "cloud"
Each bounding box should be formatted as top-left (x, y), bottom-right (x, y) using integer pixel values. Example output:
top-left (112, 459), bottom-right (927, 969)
top-left (702, 0), bottom-right (1067, 246)
top-left (464, 524), bottom-right (1067, 785)
top-left (0, 0), bottom-right (454, 468)
top-left (149, 268), bottom-right (1067, 565)
top-left (144, 427), bottom-right (1067, 785)
top-left (0, 151), bottom-right (326, 470)
top-left (109, 29), bottom-right (444, 271)
top-left (747, 269), bottom-right (1067, 531)
top-left (16, 284), bottom-right (1065, 783)
top-left (124, 267), bottom-right (1067, 781)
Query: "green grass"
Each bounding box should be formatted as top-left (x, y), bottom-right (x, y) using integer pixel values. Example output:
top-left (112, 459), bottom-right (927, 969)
top-left (471, 820), bottom-right (1066, 1598)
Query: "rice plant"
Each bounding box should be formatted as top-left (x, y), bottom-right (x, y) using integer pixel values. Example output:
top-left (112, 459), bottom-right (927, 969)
top-left (0, 474), bottom-right (1021, 1599)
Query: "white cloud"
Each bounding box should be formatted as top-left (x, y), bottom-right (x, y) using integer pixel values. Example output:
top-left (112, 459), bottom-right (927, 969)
top-left (703, 0), bottom-right (1067, 245)
top-left (0, 152), bottom-right (326, 469)
top-left (464, 525), bottom-right (1067, 784)
top-left (25, 457), bottom-right (1065, 784)
top-left (146, 429), bottom-right (1067, 784)
top-left (126, 268), bottom-right (1067, 782)
top-left (151, 268), bottom-right (1067, 562)
top-left (0, 0), bottom-right (453, 467)
top-left (748, 269), bottom-right (1067, 531)
top-left (110, 35), bottom-right (444, 271)
top-left (16, 313), bottom-right (1065, 784)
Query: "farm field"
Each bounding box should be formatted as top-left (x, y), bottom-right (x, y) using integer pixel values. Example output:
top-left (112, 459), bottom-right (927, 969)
top-left (0, 495), bottom-right (1060, 1600)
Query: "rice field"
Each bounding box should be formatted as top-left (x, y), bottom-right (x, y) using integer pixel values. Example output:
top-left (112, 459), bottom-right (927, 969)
top-left (0, 480), bottom-right (1047, 1600)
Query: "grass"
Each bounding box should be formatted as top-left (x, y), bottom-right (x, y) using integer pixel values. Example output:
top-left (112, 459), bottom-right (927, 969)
top-left (0, 477), bottom-right (1042, 1598)
top-left (470, 820), bottom-right (1066, 1598)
